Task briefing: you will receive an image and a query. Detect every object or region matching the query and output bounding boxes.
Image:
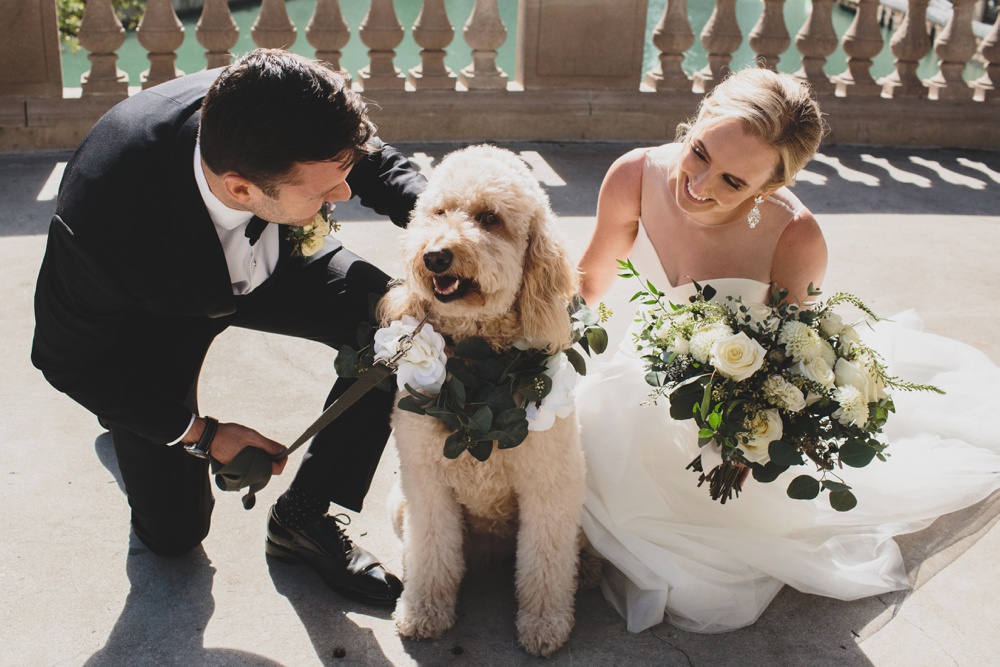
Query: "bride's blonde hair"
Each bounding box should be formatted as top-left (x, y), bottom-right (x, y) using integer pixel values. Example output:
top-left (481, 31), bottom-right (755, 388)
top-left (677, 67), bottom-right (826, 189)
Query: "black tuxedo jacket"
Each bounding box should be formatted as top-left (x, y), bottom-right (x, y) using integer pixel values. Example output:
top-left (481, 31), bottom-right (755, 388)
top-left (32, 68), bottom-right (426, 445)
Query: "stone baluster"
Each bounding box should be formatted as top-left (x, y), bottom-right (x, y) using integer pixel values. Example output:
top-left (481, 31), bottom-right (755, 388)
top-left (459, 0), bottom-right (509, 90)
top-left (832, 0), bottom-right (883, 96)
top-left (693, 0), bottom-right (742, 93)
top-left (409, 0), bottom-right (457, 90)
top-left (643, 0), bottom-right (695, 92)
top-left (880, 0), bottom-right (931, 98)
top-left (196, 0), bottom-right (239, 69)
top-left (77, 0), bottom-right (128, 96)
top-left (976, 12), bottom-right (1000, 102)
top-left (307, 0), bottom-right (352, 80)
top-left (358, 0), bottom-right (406, 90)
top-left (925, 0), bottom-right (977, 100)
top-left (793, 0), bottom-right (837, 94)
top-left (251, 0), bottom-right (297, 50)
top-left (135, 0), bottom-right (185, 89)
top-left (748, 0), bottom-right (790, 71)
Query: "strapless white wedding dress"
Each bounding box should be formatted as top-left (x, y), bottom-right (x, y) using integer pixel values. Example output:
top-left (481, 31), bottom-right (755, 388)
top-left (576, 224), bottom-right (1000, 633)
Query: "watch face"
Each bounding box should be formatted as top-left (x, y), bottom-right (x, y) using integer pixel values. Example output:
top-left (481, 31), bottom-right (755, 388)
top-left (185, 442), bottom-right (209, 459)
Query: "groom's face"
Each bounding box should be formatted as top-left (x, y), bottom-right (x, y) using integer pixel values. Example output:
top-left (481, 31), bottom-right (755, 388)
top-left (251, 159), bottom-right (354, 227)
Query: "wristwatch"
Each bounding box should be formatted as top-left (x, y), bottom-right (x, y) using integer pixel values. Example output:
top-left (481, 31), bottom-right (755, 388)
top-left (184, 416), bottom-right (219, 459)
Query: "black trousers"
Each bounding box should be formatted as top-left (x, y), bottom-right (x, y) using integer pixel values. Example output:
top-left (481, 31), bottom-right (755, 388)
top-left (110, 240), bottom-right (394, 556)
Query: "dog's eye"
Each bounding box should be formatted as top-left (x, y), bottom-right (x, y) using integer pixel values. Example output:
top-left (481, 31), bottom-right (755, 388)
top-left (435, 209), bottom-right (445, 216)
top-left (475, 210), bottom-right (501, 228)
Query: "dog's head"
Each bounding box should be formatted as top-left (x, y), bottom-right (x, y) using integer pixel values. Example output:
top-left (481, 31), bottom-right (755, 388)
top-left (381, 145), bottom-right (578, 352)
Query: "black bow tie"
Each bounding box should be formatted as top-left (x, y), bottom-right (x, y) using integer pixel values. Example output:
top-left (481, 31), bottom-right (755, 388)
top-left (245, 216), bottom-right (269, 246)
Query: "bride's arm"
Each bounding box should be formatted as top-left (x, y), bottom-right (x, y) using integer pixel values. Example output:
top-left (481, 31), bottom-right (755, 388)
top-left (771, 206), bottom-right (828, 306)
top-left (578, 149), bottom-right (645, 303)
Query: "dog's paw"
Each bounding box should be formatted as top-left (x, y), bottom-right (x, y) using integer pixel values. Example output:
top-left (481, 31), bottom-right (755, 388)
top-left (516, 609), bottom-right (574, 657)
top-left (394, 596), bottom-right (456, 641)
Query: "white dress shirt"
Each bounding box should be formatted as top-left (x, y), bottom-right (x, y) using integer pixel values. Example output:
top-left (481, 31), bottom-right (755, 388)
top-left (170, 143), bottom-right (283, 445)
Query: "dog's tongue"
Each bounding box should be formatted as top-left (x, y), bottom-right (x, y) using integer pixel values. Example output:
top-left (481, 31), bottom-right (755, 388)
top-left (434, 275), bottom-right (461, 295)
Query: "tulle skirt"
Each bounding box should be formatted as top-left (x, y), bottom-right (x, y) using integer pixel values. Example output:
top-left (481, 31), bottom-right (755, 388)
top-left (576, 311), bottom-right (1000, 633)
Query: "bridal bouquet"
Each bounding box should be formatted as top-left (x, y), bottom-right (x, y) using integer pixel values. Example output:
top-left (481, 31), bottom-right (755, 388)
top-left (619, 259), bottom-right (942, 511)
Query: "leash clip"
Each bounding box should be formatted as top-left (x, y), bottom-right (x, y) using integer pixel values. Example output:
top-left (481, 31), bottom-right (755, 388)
top-left (378, 313), bottom-right (431, 369)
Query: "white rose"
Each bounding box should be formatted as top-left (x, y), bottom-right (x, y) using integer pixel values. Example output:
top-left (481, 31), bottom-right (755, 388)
top-left (793, 356), bottom-right (836, 389)
top-left (762, 374), bottom-right (807, 412)
top-left (689, 324), bottom-right (734, 364)
top-left (832, 385), bottom-right (870, 427)
top-left (526, 352), bottom-right (578, 431)
top-left (745, 302), bottom-right (779, 333)
top-left (298, 231), bottom-right (327, 256)
top-left (838, 325), bottom-right (861, 356)
top-left (374, 316), bottom-right (448, 394)
top-left (312, 218), bottom-right (332, 238)
top-left (668, 335), bottom-right (690, 356)
top-left (710, 332), bottom-right (767, 382)
top-left (818, 311), bottom-right (844, 337)
top-left (738, 409), bottom-right (783, 464)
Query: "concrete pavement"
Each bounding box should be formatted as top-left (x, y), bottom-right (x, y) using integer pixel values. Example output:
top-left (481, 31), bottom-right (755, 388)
top-left (2, 142), bottom-right (1000, 666)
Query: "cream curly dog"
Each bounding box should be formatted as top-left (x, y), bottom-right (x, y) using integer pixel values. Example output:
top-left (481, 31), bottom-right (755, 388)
top-left (379, 145), bottom-right (591, 657)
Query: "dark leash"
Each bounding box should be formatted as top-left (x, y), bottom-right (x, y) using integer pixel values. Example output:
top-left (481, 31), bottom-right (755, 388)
top-left (211, 316), bottom-right (428, 509)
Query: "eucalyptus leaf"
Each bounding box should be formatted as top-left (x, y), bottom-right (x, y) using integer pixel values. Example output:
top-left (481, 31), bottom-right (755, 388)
top-left (425, 406), bottom-right (462, 431)
top-left (768, 440), bottom-right (805, 467)
top-left (839, 440), bottom-right (878, 468)
top-left (518, 373), bottom-right (552, 402)
top-left (333, 346), bottom-right (358, 378)
top-left (469, 439), bottom-right (494, 462)
top-left (397, 395), bottom-right (427, 415)
top-left (454, 336), bottom-right (494, 360)
top-left (829, 488), bottom-right (858, 512)
top-left (443, 376), bottom-right (466, 408)
top-left (469, 405), bottom-right (494, 437)
top-left (443, 431), bottom-right (467, 459)
top-left (446, 356), bottom-right (483, 388)
top-left (751, 461), bottom-right (789, 483)
top-left (496, 420), bottom-right (530, 448)
top-left (670, 379), bottom-right (707, 421)
top-left (787, 474), bottom-right (820, 500)
top-left (821, 480), bottom-right (850, 492)
top-left (564, 347), bottom-right (588, 376)
top-left (495, 407), bottom-right (528, 428)
top-left (586, 327), bottom-right (609, 355)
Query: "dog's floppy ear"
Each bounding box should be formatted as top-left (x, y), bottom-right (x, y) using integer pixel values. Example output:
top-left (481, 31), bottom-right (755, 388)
top-left (518, 216), bottom-right (579, 353)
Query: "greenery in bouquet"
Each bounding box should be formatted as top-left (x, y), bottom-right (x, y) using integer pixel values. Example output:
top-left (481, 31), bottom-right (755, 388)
top-left (335, 295), bottom-right (609, 462)
top-left (619, 259), bottom-right (943, 511)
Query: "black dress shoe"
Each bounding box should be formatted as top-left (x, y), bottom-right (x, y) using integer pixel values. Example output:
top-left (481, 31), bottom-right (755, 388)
top-left (265, 506), bottom-right (402, 606)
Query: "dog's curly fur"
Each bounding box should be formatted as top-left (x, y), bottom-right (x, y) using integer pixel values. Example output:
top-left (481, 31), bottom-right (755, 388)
top-left (380, 145), bottom-right (591, 657)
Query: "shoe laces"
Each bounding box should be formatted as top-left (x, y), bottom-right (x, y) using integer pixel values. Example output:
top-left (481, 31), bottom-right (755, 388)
top-left (329, 512), bottom-right (355, 552)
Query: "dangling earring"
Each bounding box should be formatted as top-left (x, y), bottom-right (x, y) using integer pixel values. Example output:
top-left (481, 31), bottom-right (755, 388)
top-left (747, 195), bottom-right (763, 229)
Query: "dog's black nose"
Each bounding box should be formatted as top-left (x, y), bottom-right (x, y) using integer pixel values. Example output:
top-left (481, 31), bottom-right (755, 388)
top-left (423, 248), bottom-right (453, 274)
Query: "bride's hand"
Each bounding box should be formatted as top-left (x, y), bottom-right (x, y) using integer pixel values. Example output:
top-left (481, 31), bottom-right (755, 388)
top-left (188, 418), bottom-right (288, 474)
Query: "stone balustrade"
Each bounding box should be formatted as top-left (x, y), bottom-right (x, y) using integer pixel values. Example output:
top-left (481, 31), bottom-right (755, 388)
top-left (0, 0), bottom-right (997, 152)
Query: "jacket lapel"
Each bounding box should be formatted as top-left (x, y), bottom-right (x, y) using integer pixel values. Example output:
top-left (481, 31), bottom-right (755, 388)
top-left (162, 112), bottom-right (237, 318)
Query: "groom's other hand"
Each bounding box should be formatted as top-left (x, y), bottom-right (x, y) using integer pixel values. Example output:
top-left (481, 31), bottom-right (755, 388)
top-left (183, 417), bottom-right (288, 474)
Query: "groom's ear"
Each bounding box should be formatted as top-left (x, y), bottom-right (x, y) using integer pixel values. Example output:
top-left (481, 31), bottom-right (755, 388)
top-left (222, 173), bottom-right (256, 205)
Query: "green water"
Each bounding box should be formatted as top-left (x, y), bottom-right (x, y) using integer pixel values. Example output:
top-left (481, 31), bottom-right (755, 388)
top-left (60, 1), bottom-right (966, 88)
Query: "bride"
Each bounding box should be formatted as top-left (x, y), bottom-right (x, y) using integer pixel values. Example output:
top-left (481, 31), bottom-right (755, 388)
top-left (575, 67), bottom-right (1000, 634)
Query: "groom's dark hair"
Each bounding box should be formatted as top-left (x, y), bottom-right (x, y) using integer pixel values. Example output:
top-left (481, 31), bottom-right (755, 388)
top-left (199, 48), bottom-right (376, 196)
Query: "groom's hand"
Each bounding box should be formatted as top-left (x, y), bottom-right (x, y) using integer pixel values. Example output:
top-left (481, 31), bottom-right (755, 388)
top-left (187, 418), bottom-right (288, 474)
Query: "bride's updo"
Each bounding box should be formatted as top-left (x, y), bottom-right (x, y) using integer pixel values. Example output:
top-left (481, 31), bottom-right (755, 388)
top-left (677, 67), bottom-right (826, 190)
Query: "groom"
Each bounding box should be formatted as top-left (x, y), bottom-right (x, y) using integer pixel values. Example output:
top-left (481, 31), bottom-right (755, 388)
top-left (31, 49), bottom-right (426, 605)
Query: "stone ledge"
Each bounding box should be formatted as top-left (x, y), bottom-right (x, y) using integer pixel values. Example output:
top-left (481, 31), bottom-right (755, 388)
top-left (2, 88), bottom-right (998, 152)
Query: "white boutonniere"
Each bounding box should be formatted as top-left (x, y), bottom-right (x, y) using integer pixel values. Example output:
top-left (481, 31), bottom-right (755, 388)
top-left (287, 203), bottom-right (341, 257)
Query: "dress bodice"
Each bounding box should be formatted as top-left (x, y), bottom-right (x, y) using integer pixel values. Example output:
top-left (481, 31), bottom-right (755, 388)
top-left (629, 223), bottom-right (772, 306)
